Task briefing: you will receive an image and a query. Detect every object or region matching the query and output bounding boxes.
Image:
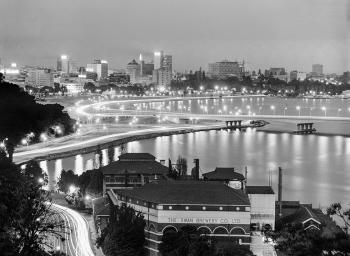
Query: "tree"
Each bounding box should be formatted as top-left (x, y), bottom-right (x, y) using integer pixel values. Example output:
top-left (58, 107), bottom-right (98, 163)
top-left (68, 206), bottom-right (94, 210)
top-left (176, 155), bottom-right (187, 176)
top-left (86, 169), bottom-right (103, 196)
top-left (83, 82), bottom-right (96, 93)
top-left (0, 79), bottom-right (75, 160)
top-left (327, 203), bottom-right (350, 233)
top-left (160, 225), bottom-right (215, 256)
top-left (97, 204), bottom-right (146, 256)
top-left (57, 170), bottom-right (78, 193)
top-left (218, 244), bottom-right (254, 256)
top-left (0, 156), bottom-right (66, 255)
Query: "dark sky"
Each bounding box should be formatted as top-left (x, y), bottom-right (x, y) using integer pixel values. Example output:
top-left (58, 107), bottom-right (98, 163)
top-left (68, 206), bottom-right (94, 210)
top-left (0, 0), bottom-right (349, 73)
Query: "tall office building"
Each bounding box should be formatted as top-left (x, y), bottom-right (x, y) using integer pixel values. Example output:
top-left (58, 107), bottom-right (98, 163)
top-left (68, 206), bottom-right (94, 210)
top-left (312, 64), bottom-right (323, 75)
top-left (153, 51), bottom-right (163, 70)
top-left (26, 68), bottom-right (54, 87)
top-left (162, 55), bottom-right (172, 71)
top-left (57, 55), bottom-right (70, 74)
top-left (126, 59), bottom-right (141, 84)
top-left (152, 51), bottom-right (172, 89)
top-left (86, 59), bottom-right (108, 80)
top-left (290, 70), bottom-right (307, 81)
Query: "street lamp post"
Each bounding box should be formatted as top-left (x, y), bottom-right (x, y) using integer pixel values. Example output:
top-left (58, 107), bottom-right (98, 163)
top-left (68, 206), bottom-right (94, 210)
top-left (321, 106), bottom-right (327, 117)
top-left (296, 106), bottom-right (301, 116)
top-left (284, 107), bottom-right (287, 116)
top-left (270, 105), bottom-right (275, 115)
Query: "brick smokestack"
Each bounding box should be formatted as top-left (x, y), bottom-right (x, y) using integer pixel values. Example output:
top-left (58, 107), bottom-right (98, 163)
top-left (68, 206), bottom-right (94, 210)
top-left (278, 167), bottom-right (283, 217)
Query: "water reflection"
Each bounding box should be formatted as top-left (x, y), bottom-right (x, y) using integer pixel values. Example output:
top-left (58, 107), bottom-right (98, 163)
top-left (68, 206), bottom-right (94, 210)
top-left (42, 130), bottom-right (350, 208)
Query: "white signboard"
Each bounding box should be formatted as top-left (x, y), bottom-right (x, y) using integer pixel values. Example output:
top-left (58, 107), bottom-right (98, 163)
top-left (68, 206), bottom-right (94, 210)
top-left (165, 217), bottom-right (241, 224)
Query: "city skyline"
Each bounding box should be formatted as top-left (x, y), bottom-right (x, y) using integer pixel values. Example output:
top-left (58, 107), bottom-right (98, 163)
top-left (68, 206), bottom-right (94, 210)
top-left (1, 0), bottom-right (349, 74)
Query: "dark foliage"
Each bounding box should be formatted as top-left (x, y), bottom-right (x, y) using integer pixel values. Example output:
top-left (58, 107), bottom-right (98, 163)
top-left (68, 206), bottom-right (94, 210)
top-left (0, 78), bottom-right (75, 160)
top-left (97, 204), bottom-right (146, 256)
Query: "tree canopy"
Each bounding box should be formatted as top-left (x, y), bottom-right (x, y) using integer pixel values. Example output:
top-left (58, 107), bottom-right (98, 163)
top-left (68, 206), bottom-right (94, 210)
top-left (0, 77), bottom-right (75, 160)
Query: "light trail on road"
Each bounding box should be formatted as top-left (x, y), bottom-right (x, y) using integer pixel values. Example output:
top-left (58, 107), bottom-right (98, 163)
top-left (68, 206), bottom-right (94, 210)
top-left (52, 204), bottom-right (95, 256)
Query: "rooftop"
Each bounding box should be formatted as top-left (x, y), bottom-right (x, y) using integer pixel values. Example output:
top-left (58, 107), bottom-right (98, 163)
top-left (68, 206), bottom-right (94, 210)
top-left (246, 186), bottom-right (275, 195)
top-left (118, 153), bottom-right (156, 161)
top-left (114, 180), bottom-right (250, 206)
top-left (203, 167), bottom-right (245, 181)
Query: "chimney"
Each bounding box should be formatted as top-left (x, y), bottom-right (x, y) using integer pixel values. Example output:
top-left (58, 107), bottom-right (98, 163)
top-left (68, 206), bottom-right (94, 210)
top-left (278, 167), bottom-right (283, 217)
top-left (193, 159), bottom-right (200, 180)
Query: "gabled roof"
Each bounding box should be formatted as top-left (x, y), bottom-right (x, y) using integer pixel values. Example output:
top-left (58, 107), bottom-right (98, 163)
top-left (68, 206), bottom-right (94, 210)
top-left (114, 180), bottom-right (250, 206)
top-left (118, 153), bottom-right (156, 161)
top-left (100, 160), bottom-right (168, 175)
top-left (203, 167), bottom-right (245, 181)
top-left (246, 186), bottom-right (275, 195)
top-left (281, 206), bottom-right (322, 227)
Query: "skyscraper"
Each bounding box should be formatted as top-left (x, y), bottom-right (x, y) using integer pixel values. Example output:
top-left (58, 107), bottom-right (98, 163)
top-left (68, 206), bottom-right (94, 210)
top-left (57, 55), bottom-right (70, 74)
top-left (312, 64), bottom-right (323, 75)
top-left (86, 59), bottom-right (108, 80)
top-left (153, 51), bottom-right (163, 70)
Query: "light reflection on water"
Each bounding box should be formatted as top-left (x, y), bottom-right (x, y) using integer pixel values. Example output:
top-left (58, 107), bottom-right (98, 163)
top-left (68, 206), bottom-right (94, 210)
top-left (41, 129), bottom-right (350, 208)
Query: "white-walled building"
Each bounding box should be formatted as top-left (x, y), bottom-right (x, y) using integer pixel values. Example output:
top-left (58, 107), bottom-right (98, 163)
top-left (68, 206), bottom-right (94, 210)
top-left (246, 186), bottom-right (275, 230)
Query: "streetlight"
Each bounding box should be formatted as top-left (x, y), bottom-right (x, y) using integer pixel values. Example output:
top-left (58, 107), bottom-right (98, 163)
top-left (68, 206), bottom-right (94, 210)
top-left (270, 105), bottom-right (275, 115)
top-left (321, 106), bottom-right (327, 117)
top-left (296, 106), bottom-right (301, 116)
top-left (284, 107), bottom-right (287, 116)
top-left (338, 108), bottom-right (342, 117)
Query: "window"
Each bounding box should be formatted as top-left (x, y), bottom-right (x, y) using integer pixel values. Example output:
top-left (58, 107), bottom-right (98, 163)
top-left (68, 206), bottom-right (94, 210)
top-left (202, 206), bottom-right (206, 210)
top-left (168, 206), bottom-right (173, 210)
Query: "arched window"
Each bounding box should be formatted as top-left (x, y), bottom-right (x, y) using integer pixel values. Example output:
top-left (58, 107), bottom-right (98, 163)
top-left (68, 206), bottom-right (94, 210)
top-left (213, 226), bottom-right (229, 235)
top-left (162, 225), bottom-right (178, 234)
top-left (230, 227), bottom-right (246, 235)
top-left (197, 226), bottom-right (211, 235)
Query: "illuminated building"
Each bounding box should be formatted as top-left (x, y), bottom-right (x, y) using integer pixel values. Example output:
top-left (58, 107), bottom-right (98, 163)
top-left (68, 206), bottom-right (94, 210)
top-left (107, 181), bottom-right (252, 256)
top-left (26, 68), bottom-right (54, 87)
top-left (266, 67), bottom-right (288, 81)
top-left (152, 51), bottom-right (172, 90)
top-left (57, 55), bottom-right (70, 74)
top-left (86, 59), bottom-right (108, 80)
top-left (126, 59), bottom-right (141, 84)
top-left (208, 60), bottom-right (242, 79)
top-left (153, 51), bottom-right (163, 70)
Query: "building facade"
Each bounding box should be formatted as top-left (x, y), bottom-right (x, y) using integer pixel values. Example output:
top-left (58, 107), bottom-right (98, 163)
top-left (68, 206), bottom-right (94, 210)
top-left (26, 68), bottom-right (54, 87)
top-left (87, 59), bottom-right (108, 81)
top-left (100, 153), bottom-right (169, 192)
top-left (208, 60), bottom-right (242, 79)
top-left (57, 55), bottom-right (70, 74)
top-left (289, 70), bottom-right (307, 81)
top-left (312, 64), bottom-right (323, 76)
top-left (107, 181), bottom-right (251, 256)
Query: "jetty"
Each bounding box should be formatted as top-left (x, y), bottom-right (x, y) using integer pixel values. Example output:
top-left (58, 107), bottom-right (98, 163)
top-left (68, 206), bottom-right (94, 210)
top-left (293, 122), bottom-right (316, 134)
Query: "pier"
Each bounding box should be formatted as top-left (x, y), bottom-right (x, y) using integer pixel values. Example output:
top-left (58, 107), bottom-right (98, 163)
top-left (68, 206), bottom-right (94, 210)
top-left (225, 120), bottom-right (243, 129)
top-left (293, 123), bottom-right (316, 134)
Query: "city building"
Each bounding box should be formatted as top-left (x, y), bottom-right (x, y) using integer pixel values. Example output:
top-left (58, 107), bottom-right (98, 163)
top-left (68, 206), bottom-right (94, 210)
top-left (107, 180), bottom-right (251, 256)
top-left (266, 67), bottom-right (288, 81)
top-left (86, 59), bottom-right (108, 81)
top-left (153, 51), bottom-right (163, 70)
top-left (100, 153), bottom-right (169, 192)
top-left (57, 55), bottom-right (70, 74)
top-left (26, 68), bottom-right (54, 87)
top-left (312, 64), bottom-right (323, 76)
top-left (289, 70), bottom-right (307, 81)
top-left (126, 59), bottom-right (141, 84)
top-left (207, 60), bottom-right (242, 79)
top-left (152, 51), bottom-right (173, 90)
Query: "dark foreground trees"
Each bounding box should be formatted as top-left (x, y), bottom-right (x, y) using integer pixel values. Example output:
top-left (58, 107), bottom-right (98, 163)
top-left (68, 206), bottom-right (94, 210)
top-left (0, 76), bottom-right (75, 160)
top-left (97, 204), bottom-right (146, 256)
top-left (0, 154), bottom-right (66, 256)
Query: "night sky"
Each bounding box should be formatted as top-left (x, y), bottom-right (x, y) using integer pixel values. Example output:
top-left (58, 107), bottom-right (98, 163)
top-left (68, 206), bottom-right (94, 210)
top-left (0, 0), bottom-right (349, 73)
